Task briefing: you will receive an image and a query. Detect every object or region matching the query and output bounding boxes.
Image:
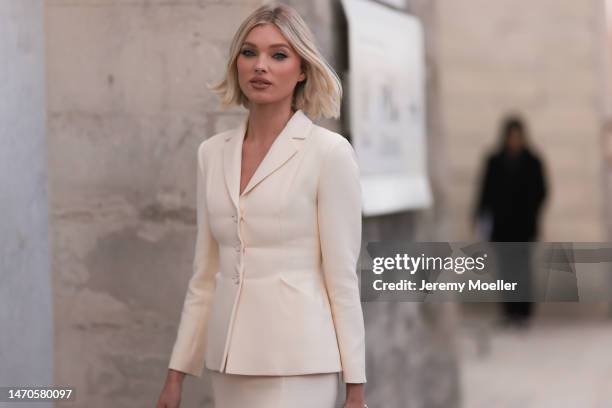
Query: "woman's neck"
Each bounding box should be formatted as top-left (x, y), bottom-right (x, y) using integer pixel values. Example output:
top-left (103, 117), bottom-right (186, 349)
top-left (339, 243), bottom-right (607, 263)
top-left (245, 103), bottom-right (295, 145)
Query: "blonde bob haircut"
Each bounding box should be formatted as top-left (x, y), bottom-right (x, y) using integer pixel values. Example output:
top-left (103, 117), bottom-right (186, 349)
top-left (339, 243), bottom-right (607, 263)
top-left (209, 2), bottom-right (343, 120)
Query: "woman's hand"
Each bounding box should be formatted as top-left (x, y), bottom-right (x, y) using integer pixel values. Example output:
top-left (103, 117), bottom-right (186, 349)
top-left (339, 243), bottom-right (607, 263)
top-left (343, 383), bottom-right (367, 408)
top-left (155, 369), bottom-right (185, 408)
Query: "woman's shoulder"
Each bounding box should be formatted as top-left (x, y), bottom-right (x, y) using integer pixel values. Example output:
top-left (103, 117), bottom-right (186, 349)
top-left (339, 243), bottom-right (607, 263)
top-left (196, 128), bottom-right (235, 162)
top-left (308, 123), bottom-right (354, 156)
top-left (308, 124), bottom-right (359, 179)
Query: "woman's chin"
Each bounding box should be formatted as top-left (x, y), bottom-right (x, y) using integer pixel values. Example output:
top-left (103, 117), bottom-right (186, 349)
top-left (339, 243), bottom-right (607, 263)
top-left (245, 97), bottom-right (282, 106)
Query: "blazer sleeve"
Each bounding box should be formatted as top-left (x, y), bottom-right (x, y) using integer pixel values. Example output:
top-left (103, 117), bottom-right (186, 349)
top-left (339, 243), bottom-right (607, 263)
top-left (168, 142), bottom-right (219, 377)
top-left (317, 137), bottom-right (367, 384)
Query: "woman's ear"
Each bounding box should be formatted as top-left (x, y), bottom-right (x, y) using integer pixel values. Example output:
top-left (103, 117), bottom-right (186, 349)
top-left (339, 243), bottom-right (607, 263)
top-left (298, 63), bottom-right (307, 82)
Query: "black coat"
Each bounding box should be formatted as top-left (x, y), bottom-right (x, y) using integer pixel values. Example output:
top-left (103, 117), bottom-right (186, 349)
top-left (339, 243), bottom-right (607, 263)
top-left (475, 148), bottom-right (547, 241)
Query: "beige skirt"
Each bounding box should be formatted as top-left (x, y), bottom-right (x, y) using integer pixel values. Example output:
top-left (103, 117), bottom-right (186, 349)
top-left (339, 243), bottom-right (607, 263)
top-left (208, 369), bottom-right (339, 408)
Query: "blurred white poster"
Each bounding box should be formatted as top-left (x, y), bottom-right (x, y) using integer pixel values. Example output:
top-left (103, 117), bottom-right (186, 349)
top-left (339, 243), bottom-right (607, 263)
top-left (377, 0), bottom-right (406, 8)
top-left (342, 0), bottom-right (432, 216)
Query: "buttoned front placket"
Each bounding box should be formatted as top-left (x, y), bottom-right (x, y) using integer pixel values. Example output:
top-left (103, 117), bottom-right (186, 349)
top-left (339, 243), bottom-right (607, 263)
top-left (234, 200), bottom-right (247, 284)
top-left (220, 197), bottom-right (246, 372)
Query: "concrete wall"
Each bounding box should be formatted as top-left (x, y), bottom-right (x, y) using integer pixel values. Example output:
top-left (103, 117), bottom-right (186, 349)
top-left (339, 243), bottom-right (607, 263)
top-left (46, 1), bottom-right (259, 406)
top-left (437, 0), bottom-right (607, 241)
top-left (602, 0), bottom-right (612, 238)
top-left (0, 0), bottom-right (52, 406)
top-left (46, 0), bottom-right (458, 407)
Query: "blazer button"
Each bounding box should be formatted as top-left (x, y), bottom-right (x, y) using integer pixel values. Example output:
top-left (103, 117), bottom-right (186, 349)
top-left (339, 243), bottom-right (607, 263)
top-left (235, 245), bottom-right (241, 252)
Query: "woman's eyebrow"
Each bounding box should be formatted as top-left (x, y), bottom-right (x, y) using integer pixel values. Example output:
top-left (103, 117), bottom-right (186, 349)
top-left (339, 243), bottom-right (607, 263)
top-left (242, 41), bottom-right (291, 50)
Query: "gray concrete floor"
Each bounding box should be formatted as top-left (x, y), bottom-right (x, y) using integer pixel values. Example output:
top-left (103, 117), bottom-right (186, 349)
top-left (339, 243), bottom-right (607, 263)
top-left (457, 304), bottom-right (612, 408)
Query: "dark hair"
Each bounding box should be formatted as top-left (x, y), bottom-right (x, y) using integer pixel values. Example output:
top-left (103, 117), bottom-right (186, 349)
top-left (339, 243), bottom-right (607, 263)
top-left (499, 114), bottom-right (528, 149)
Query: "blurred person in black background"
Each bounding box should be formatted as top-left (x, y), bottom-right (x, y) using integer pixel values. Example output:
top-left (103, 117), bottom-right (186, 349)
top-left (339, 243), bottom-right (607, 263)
top-left (474, 115), bottom-right (548, 327)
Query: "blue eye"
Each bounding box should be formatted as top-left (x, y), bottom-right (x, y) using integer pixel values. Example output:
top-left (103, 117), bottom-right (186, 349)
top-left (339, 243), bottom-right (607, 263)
top-left (240, 49), bottom-right (287, 60)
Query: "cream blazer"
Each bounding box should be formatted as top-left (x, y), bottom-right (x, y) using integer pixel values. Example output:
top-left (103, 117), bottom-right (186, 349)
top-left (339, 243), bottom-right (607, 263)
top-left (168, 109), bottom-right (366, 384)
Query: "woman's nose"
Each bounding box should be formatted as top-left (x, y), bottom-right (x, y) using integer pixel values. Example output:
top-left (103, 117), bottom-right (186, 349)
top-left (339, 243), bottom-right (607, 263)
top-left (254, 55), bottom-right (268, 72)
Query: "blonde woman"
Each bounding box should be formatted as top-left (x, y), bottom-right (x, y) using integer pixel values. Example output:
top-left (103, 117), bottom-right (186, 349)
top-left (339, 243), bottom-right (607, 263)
top-left (156, 3), bottom-right (367, 408)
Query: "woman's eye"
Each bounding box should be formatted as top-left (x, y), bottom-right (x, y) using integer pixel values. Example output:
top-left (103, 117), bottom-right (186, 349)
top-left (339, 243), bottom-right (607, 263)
top-left (240, 49), bottom-right (286, 60)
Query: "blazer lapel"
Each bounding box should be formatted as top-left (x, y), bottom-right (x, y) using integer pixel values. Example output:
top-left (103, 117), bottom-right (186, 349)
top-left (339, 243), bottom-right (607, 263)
top-left (241, 110), bottom-right (312, 197)
top-left (223, 117), bottom-right (248, 211)
top-left (222, 110), bottom-right (313, 207)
